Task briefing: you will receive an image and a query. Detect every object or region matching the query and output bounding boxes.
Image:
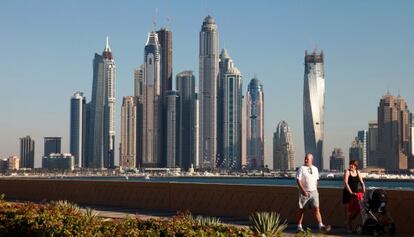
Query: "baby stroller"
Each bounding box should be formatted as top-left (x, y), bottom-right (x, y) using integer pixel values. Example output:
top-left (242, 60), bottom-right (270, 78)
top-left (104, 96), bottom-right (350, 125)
top-left (357, 188), bottom-right (395, 236)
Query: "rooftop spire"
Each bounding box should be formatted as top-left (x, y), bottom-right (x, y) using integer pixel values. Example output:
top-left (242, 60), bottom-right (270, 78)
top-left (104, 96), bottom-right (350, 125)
top-left (103, 36), bottom-right (113, 60)
top-left (105, 36), bottom-right (111, 52)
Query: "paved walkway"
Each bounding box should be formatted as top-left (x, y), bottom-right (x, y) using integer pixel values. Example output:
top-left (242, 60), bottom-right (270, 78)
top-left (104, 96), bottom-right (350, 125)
top-left (82, 205), bottom-right (373, 237)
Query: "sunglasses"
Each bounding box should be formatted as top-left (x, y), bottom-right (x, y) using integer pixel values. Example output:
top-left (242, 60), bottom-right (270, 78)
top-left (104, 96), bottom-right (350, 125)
top-left (308, 167), bottom-right (313, 174)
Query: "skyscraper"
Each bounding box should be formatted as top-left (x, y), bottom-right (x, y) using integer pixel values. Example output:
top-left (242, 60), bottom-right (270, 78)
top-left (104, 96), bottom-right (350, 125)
top-left (273, 121), bottom-right (295, 170)
top-left (303, 50), bottom-right (325, 170)
top-left (120, 96), bottom-right (136, 169)
top-left (199, 15), bottom-right (219, 169)
top-left (157, 28), bottom-right (173, 168)
top-left (411, 113), bottom-right (414, 168)
top-left (357, 130), bottom-right (368, 169)
top-left (44, 137), bottom-right (61, 156)
top-left (166, 90), bottom-right (179, 168)
top-left (241, 96), bottom-right (247, 168)
top-left (134, 65), bottom-right (144, 167)
top-left (377, 93), bottom-right (410, 171)
top-left (70, 92), bottom-right (86, 168)
top-left (20, 136), bottom-right (35, 169)
top-left (218, 49), bottom-right (243, 170)
top-left (176, 71), bottom-right (196, 170)
top-left (246, 77), bottom-right (264, 170)
top-left (329, 148), bottom-right (345, 172)
top-left (87, 37), bottom-right (116, 169)
top-left (350, 137), bottom-right (364, 167)
top-left (142, 31), bottom-right (162, 168)
top-left (368, 121), bottom-right (378, 167)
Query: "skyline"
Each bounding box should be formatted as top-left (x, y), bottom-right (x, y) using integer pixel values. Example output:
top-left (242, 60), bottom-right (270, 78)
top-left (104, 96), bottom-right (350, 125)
top-left (1, 1), bottom-right (414, 168)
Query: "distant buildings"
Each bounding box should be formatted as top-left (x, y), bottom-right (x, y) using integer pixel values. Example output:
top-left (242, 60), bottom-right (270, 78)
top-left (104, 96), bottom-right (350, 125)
top-left (376, 93), bottom-right (411, 171)
top-left (329, 148), bottom-right (345, 172)
top-left (0, 156), bottom-right (20, 172)
top-left (273, 121), bottom-right (295, 170)
top-left (42, 153), bottom-right (74, 171)
top-left (20, 136), bottom-right (35, 169)
top-left (120, 96), bottom-right (137, 169)
top-left (199, 15), bottom-right (219, 169)
top-left (349, 137), bottom-right (364, 168)
top-left (246, 77), bottom-right (264, 170)
top-left (87, 37), bottom-right (116, 169)
top-left (368, 121), bottom-right (379, 167)
top-left (70, 92), bottom-right (86, 168)
top-left (44, 137), bottom-right (61, 157)
top-left (357, 130), bottom-right (368, 169)
top-left (176, 71), bottom-right (197, 170)
top-left (303, 50), bottom-right (325, 170)
top-left (166, 90), bottom-right (179, 168)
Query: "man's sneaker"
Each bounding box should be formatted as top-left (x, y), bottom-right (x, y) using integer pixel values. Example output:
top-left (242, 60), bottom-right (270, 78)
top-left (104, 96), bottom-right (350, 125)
top-left (297, 226), bottom-right (305, 233)
top-left (319, 225), bottom-right (331, 233)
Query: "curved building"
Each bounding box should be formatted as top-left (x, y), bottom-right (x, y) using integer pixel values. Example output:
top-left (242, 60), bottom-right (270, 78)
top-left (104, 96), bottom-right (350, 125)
top-left (273, 121), bottom-right (295, 170)
top-left (303, 50), bottom-right (325, 170)
top-left (199, 15), bottom-right (219, 169)
top-left (246, 78), bottom-right (264, 170)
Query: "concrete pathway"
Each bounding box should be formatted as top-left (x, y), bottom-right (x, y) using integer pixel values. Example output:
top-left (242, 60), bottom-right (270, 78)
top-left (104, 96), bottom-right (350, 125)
top-left (82, 205), bottom-right (384, 237)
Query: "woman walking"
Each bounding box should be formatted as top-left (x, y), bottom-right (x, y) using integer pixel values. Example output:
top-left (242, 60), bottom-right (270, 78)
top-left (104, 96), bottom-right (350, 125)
top-left (343, 160), bottom-right (365, 233)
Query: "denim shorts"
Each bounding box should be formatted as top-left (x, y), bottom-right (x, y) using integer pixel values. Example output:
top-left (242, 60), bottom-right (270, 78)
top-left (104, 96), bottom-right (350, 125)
top-left (298, 190), bottom-right (319, 209)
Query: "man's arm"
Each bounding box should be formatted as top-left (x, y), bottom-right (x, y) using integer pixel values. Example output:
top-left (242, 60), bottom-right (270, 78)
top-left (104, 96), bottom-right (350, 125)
top-left (296, 179), bottom-right (308, 196)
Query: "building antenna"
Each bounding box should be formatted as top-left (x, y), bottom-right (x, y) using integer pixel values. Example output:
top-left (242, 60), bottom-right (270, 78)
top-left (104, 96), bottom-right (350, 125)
top-left (152, 8), bottom-right (159, 31)
top-left (166, 16), bottom-right (172, 29)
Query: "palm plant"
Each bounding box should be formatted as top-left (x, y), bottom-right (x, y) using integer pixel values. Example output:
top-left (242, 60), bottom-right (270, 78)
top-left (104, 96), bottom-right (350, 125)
top-left (195, 215), bottom-right (222, 226)
top-left (249, 212), bottom-right (287, 237)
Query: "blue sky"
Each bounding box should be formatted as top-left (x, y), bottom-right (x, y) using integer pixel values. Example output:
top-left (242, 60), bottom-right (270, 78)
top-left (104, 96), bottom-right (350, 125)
top-left (1, 0), bottom-right (413, 168)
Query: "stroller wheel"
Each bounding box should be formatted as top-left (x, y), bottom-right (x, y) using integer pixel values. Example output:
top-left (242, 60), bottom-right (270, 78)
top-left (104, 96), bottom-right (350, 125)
top-left (372, 229), bottom-right (379, 237)
top-left (356, 225), bottom-right (363, 235)
top-left (389, 223), bottom-right (396, 236)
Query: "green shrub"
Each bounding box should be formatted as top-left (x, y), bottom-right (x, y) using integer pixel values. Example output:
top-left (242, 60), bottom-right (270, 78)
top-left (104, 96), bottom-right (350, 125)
top-left (249, 212), bottom-right (288, 237)
top-left (0, 201), bottom-right (255, 236)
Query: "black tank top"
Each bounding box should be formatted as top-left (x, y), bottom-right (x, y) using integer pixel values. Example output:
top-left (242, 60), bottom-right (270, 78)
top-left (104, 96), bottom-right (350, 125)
top-left (347, 170), bottom-right (360, 192)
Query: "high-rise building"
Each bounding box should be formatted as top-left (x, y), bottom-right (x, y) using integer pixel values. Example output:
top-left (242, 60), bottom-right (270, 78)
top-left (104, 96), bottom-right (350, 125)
top-left (273, 121), bottom-right (295, 170)
top-left (134, 65), bottom-right (144, 168)
top-left (350, 137), bottom-right (364, 168)
top-left (329, 148), bottom-right (345, 172)
top-left (246, 77), bottom-right (264, 170)
top-left (157, 28), bottom-right (173, 169)
top-left (142, 31), bottom-right (162, 168)
top-left (303, 50), bottom-right (325, 170)
top-left (377, 93), bottom-right (410, 171)
top-left (70, 92), bottom-right (86, 168)
top-left (120, 96), bottom-right (137, 169)
top-left (199, 15), bottom-right (219, 169)
top-left (87, 37), bottom-right (116, 169)
top-left (19, 136), bottom-right (35, 169)
top-left (357, 130), bottom-right (368, 169)
top-left (166, 90), bottom-right (179, 168)
top-left (44, 137), bottom-right (61, 156)
top-left (368, 121), bottom-right (379, 167)
top-left (176, 71), bottom-right (196, 170)
top-left (194, 93), bottom-right (199, 168)
top-left (218, 49), bottom-right (243, 170)
top-left (241, 96), bottom-right (247, 168)
top-left (411, 113), bottom-right (414, 168)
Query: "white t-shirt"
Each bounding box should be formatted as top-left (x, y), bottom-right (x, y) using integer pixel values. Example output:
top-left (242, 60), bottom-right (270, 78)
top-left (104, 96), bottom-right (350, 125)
top-left (296, 165), bottom-right (319, 192)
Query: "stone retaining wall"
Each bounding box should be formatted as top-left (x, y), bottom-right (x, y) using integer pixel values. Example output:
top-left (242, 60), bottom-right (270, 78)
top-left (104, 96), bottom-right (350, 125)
top-left (0, 179), bottom-right (412, 234)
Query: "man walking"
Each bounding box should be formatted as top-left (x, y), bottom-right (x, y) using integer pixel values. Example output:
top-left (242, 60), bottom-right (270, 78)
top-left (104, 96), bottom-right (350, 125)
top-left (296, 153), bottom-right (330, 233)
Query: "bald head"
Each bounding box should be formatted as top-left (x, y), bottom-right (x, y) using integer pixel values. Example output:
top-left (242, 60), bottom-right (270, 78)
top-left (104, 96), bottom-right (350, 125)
top-left (304, 153), bottom-right (313, 167)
